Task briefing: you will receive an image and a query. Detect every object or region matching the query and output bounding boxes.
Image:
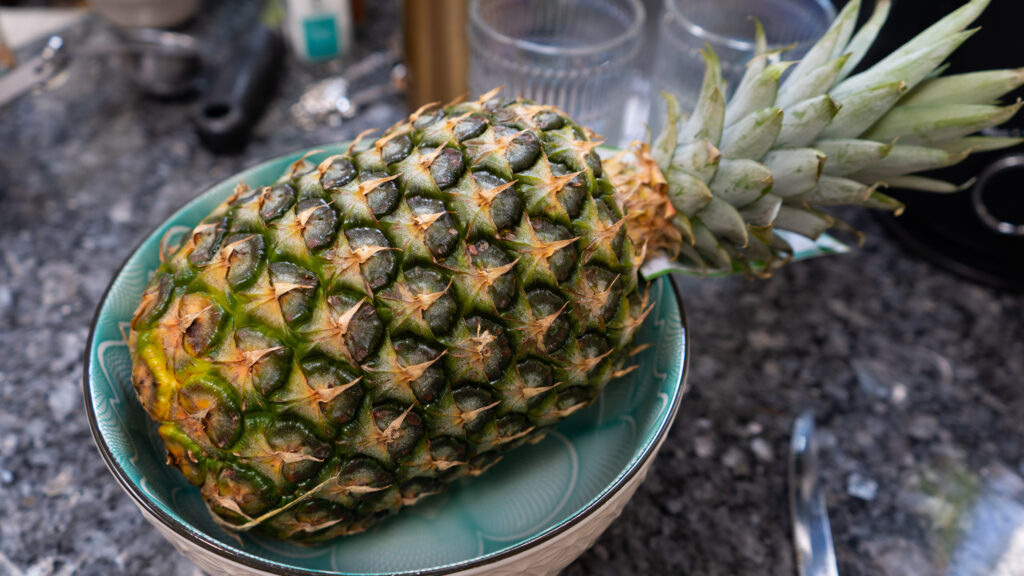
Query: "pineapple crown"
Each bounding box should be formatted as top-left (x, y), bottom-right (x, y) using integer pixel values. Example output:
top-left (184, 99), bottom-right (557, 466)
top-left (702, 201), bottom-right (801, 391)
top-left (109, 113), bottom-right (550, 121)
top-left (609, 0), bottom-right (1023, 278)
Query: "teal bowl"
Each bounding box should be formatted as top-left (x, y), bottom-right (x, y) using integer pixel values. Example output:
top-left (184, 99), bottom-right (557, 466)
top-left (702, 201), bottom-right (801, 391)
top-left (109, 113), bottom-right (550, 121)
top-left (83, 145), bottom-right (689, 576)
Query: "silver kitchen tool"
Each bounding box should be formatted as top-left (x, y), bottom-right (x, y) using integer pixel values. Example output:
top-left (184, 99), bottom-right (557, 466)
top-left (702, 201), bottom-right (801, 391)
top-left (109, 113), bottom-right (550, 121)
top-left (790, 411), bottom-right (840, 576)
top-left (0, 35), bottom-right (68, 108)
top-left (111, 28), bottom-right (202, 98)
top-left (0, 29), bottom-right (202, 108)
top-left (290, 51), bottom-right (403, 130)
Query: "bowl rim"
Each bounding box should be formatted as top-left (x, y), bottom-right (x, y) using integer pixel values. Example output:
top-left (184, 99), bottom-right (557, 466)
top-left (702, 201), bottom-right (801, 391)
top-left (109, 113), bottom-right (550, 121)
top-left (82, 146), bottom-right (690, 576)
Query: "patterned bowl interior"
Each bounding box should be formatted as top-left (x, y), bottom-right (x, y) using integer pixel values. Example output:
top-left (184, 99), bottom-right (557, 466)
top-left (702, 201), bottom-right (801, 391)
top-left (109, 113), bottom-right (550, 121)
top-left (84, 145), bottom-right (688, 575)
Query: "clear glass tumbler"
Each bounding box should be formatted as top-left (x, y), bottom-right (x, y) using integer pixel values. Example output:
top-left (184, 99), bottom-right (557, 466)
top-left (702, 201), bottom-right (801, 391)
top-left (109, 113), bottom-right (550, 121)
top-left (650, 0), bottom-right (835, 130)
top-left (468, 0), bottom-right (645, 144)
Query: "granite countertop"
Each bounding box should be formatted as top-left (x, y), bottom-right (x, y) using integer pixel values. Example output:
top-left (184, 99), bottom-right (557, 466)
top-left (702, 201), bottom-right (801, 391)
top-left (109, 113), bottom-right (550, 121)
top-left (2, 4), bottom-right (1023, 576)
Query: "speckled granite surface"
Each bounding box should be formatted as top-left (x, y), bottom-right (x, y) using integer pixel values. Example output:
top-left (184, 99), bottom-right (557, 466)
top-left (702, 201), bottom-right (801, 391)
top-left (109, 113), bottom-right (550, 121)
top-left (2, 5), bottom-right (1023, 576)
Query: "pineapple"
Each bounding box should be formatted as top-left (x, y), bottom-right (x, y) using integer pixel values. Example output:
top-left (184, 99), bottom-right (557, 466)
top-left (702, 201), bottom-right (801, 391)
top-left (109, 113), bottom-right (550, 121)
top-left (129, 0), bottom-right (1021, 542)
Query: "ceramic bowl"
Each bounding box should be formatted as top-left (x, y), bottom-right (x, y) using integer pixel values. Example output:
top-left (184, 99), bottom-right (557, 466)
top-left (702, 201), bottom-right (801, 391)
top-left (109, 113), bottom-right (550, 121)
top-left (83, 145), bottom-right (689, 576)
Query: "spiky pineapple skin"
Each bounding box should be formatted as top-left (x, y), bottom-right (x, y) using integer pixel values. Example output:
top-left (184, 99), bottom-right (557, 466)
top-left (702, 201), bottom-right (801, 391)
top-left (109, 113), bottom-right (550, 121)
top-left (128, 95), bottom-right (650, 541)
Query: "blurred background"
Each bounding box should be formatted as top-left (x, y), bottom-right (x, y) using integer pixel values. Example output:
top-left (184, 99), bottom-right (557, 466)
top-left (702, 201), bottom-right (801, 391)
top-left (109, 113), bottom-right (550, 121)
top-left (1, 1), bottom-right (1023, 575)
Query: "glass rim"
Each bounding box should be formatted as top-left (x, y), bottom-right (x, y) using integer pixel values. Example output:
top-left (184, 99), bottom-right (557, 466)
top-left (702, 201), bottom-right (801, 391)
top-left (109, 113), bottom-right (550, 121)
top-left (469, 0), bottom-right (646, 59)
top-left (664, 0), bottom-right (836, 52)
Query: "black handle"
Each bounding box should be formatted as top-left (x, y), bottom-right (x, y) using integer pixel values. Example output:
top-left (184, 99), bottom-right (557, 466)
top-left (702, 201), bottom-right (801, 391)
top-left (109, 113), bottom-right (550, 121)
top-left (194, 26), bottom-right (284, 154)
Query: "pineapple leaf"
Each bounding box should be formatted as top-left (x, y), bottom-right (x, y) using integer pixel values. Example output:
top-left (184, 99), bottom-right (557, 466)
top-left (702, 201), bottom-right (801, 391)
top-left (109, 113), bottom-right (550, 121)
top-left (761, 149), bottom-right (826, 197)
top-left (836, 0), bottom-right (893, 82)
top-left (781, 0), bottom-right (860, 94)
top-left (816, 139), bottom-right (895, 177)
top-left (720, 107), bottom-right (783, 160)
top-left (900, 68), bottom-right (1024, 107)
top-left (862, 101), bottom-right (1024, 145)
top-left (645, 0), bottom-right (1022, 274)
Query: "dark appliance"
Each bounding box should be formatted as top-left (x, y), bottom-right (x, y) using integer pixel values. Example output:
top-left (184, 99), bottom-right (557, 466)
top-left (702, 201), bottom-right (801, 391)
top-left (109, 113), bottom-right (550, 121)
top-left (839, 0), bottom-right (1024, 291)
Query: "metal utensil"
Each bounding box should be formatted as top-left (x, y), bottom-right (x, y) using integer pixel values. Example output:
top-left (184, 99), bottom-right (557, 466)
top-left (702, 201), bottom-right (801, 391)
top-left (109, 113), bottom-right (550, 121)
top-left (790, 411), bottom-right (839, 576)
top-left (290, 51), bottom-right (403, 130)
top-left (112, 28), bottom-right (202, 98)
top-left (0, 30), bottom-right (202, 108)
top-left (0, 35), bottom-right (68, 108)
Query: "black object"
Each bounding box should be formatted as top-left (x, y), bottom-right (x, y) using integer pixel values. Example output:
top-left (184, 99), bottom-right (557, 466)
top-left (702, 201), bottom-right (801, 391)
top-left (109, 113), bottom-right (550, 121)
top-left (194, 26), bottom-right (284, 154)
top-left (841, 0), bottom-right (1024, 291)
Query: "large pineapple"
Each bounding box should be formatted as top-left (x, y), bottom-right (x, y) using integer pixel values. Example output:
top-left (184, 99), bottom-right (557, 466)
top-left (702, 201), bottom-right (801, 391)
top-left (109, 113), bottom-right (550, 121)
top-left (129, 0), bottom-right (1021, 542)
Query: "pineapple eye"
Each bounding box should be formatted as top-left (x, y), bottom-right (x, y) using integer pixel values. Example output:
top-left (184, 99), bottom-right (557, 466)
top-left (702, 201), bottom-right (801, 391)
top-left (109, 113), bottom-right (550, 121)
top-left (496, 413), bottom-right (532, 443)
top-left (326, 292), bottom-right (384, 364)
top-left (159, 427), bottom-right (207, 485)
top-left (406, 196), bottom-right (458, 259)
top-left (404, 266), bottom-right (457, 335)
top-left (179, 376), bottom-right (242, 449)
top-left (345, 228), bottom-right (396, 291)
top-left (550, 162), bottom-right (587, 220)
top-left (320, 158), bottom-right (357, 190)
top-left (131, 361), bottom-right (161, 419)
top-left (266, 420), bottom-right (331, 484)
top-left (189, 217), bottom-right (228, 266)
top-left (301, 358), bottom-right (363, 428)
top-left (359, 171), bottom-right (401, 217)
top-left (224, 233), bottom-right (266, 290)
top-left (428, 436), bottom-right (466, 468)
top-left (469, 451), bottom-right (502, 475)
top-left (577, 333), bottom-right (611, 368)
top-left (455, 114), bottom-right (488, 141)
top-left (290, 499), bottom-right (349, 536)
top-left (483, 96), bottom-right (513, 110)
top-left (393, 339), bottom-right (446, 405)
top-left (507, 131), bottom-right (541, 173)
top-left (517, 359), bottom-right (554, 407)
top-left (582, 265), bottom-right (624, 322)
top-left (372, 403), bottom-right (425, 459)
top-left (399, 477), bottom-right (443, 503)
top-left (339, 456), bottom-right (393, 501)
top-left (381, 133), bottom-right (413, 165)
top-left (259, 184), bottom-right (296, 222)
top-left (429, 147), bottom-right (466, 190)
top-left (296, 198), bottom-right (338, 252)
top-left (463, 316), bottom-right (512, 380)
top-left (229, 186), bottom-right (260, 206)
top-left (452, 386), bottom-right (496, 436)
top-left (525, 289), bottom-right (570, 352)
top-left (473, 171), bottom-right (522, 232)
top-left (535, 111), bottom-right (565, 131)
top-left (469, 240), bottom-right (516, 312)
top-left (180, 293), bottom-right (224, 357)
top-left (412, 110), bottom-right (444, 130)
top-left (490, 106), bottom-right (518, 125)
top-left (556, 386), bottom-right (592, 411)
top-left (585, 150), bottom-right (603, 178)
top-left (529, 218), bottom-right (578, 284)
top-left (234, 327), bottom-right (292, 397)
top-left (268, 261), bottom-right (319, 326)
top-left (133, 273), bottom-right (175, 328)
top-left (216, 465), bottom-right (280, 518)
top-left (594, 200), bottom-right (626, 255)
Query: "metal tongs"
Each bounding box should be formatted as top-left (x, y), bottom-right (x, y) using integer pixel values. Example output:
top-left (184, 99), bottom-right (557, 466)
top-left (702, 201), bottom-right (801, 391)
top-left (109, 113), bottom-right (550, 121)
top-left (0, 35), bottom-right (68, 108)
top-left (790, 411), bottom-right (839, 576)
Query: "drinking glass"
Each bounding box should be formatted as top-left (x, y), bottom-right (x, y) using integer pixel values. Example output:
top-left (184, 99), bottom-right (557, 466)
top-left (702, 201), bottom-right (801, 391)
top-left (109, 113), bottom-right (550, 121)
top-left (649, 0), bottom-right (835, 132)
top-left (468, 0), bottom-right (645, 145)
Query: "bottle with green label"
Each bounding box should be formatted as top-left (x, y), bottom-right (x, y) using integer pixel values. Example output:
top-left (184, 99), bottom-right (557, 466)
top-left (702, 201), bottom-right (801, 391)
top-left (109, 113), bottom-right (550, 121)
top-left (284, 0), bottom-right (353, 61)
